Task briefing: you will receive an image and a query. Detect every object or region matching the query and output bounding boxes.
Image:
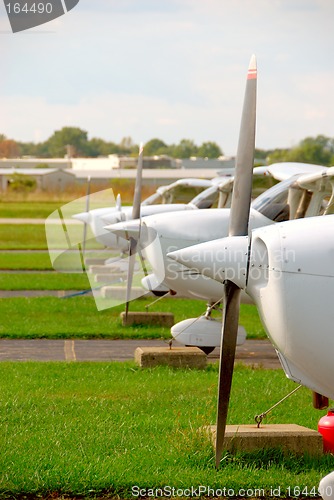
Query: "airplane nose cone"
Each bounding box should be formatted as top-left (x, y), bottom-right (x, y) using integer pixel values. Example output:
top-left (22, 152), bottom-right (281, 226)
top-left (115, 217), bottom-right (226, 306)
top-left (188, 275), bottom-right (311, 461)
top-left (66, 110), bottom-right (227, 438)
top-left (104, 220), bottom-right (141, 239)
top-left (167, 235), bottom-right (249, 289)
top-left (72, 212), bottom-right (90, 223)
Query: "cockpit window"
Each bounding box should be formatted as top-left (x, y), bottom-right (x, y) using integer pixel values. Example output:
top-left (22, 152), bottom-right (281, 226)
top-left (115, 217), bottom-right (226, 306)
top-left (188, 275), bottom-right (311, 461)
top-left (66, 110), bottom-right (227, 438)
top-left (252, 176), bottom-right (298, 222)
top-left (142, 192), bottom-right (162, 205)
top-left (142, 185), bottom-right (207, 206)
top-left (191, 185), bottom-right (220, 209)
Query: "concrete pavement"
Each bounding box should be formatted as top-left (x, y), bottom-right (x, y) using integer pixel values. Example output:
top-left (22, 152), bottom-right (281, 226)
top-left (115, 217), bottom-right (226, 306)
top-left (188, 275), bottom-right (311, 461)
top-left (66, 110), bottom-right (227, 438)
top-left (0, 338), bottom-right (281, 368)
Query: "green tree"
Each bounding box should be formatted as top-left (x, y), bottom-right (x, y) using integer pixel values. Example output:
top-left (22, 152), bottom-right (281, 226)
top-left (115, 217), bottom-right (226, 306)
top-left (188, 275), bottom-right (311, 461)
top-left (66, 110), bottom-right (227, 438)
top-left (17, 141), bottom-right (41, 157)
top-left (267, 149), bottom-right (290, 164)
top-left (255, 148), bottom-right (272, 160)
top-left (45, 127), bottom-right (89, 157)
top-left (172, 139), bottom-right (198, 158)
top-left (197, 141), bottom-right (222, 159)
top-left (118, 136), bottom-right (137, 155)
top-left (286, 135), bottom-right (333, 166)
top-left (8, 173), bottom-right (36, 192)
top-left (143, 138), bottom-right (168, 156)
top-left (87, 138), bottom-right (119, 157)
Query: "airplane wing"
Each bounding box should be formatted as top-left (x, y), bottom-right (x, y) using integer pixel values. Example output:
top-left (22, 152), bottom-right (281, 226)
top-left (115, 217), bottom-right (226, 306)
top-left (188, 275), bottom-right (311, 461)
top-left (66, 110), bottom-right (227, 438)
top-left (296, 165), bottom-right (334, 193)
top-left (267, 162), bottom-right (327, 181)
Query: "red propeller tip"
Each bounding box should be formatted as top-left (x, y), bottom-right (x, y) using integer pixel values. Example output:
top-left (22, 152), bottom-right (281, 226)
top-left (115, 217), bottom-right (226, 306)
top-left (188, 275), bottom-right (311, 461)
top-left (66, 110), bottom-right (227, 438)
top-left (247, 54), bottom-right (257, 80)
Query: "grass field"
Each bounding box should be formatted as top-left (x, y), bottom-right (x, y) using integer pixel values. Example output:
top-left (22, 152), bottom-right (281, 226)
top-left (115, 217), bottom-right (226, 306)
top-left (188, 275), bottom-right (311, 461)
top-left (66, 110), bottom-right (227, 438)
top-left (0, 251), bottom-right (52, 269)
top-left (0, 297), bottom-right (266, 339)
top-left (0, 272), bottom-right (90, 290)
top-left (0, 201), bottom-right (333, 499)
top-left (0, 362), bottom-right (332, 498)
top-left (0, 223), bottom-right (104, 251)
top-left (0, 201), bottom-right (64, 219)
top-left (0, 224), bottom-right (48, 249)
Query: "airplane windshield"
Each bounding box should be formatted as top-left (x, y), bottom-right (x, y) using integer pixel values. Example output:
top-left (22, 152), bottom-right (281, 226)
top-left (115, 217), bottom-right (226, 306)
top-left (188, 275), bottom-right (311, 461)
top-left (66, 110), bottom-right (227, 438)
top-left (191, 185), bottom-right (220, 208)
top-left (252, 177), bottom-right (298, 222)
top-left (142, 184), bottom-right (207, 206)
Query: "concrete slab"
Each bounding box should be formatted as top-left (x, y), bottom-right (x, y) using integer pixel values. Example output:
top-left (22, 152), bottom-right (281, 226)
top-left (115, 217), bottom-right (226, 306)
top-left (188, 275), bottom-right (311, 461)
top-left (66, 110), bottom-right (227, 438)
top-left (120, 311), bottom-right (174, 327)
top-left (135, 346), bottom-right (207, 369)
top-left (94, 273), bottom-right (126, 283)
top-left (88, 265), bottom-right (119, 274)
top-left (84, 258), bottom-right (107, 266)
top-left (101, 286), bottom-right (150, 300)
top-left (207, 424), bottom-right (323, 456)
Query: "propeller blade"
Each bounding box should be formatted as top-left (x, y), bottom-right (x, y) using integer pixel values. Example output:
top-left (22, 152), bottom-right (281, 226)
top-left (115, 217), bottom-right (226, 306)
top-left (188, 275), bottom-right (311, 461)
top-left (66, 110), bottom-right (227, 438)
top-left (116, 193), bottom-right (122, 212)
top-left (215, 55), bottom-right (257, 467)
top-left (229, 54), bottom-right (257, 238)
top-left (215, 281), bottom-right (241, 467)
top-left (125, 143), bottom-right (144, 318)
top-left (132, 143), bottom-right (144, 220)
top-left (125, 236), bottom-right (137, 319)
top-left (82, 175), bottom-right (91, 264)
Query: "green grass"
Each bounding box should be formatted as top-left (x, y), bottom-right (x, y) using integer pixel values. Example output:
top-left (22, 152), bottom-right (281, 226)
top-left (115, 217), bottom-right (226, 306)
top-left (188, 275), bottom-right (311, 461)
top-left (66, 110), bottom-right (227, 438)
top-left (0, 251), bottom-right (53, 269)
top-left (0, 224), bottom-right (48, 249)
top-left (0, 224), bottom-right (103, 250)
top-left (0, 297), bottom-right (267, 340)
top-left (0, 272), bottom-right (90, 290)
top-left (0, 362), bottom-right (332, 498)
top-left (0, 201), bottom-right (63, 219)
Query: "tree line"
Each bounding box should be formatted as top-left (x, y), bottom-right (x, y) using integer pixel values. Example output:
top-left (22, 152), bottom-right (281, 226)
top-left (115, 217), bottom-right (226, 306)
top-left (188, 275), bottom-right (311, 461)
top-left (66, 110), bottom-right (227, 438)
top-left (0, 127), bottom-right (334, 166)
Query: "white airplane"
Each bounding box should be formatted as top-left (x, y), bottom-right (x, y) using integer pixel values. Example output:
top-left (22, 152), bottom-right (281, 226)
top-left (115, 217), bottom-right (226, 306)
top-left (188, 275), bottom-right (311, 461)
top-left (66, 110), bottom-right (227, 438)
top-left (166, 56), bottom-right (334, 497)
top-left (168, 145), bottom-right (334, 500)
top-left (72, 175), bottom-right (233, 250)
top-left (104, 50), bottom-right (330, 352)
top-left (107, 162), bottom-right (330, 350)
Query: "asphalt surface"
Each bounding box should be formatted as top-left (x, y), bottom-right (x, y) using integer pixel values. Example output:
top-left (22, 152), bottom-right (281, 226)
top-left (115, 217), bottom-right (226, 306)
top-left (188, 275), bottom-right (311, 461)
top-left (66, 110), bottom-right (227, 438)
top-left (0, 338), bottom-right (282, 368)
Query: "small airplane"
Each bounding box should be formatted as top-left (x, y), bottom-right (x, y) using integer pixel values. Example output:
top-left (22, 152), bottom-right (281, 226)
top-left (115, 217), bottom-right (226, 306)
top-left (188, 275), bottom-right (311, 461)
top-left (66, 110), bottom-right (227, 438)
top-left (72, 174), bottom-right (234, 251)
top-left (106, 161), bottom-right (330, 351)
top-left (167, 59), bottom-right (334, 496)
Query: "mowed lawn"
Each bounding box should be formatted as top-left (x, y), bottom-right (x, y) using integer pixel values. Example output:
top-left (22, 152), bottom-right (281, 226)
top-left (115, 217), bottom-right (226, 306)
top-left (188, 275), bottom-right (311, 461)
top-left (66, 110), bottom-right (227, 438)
top-left (0, 219), bottom-right (267, 340)
top-left (0, 362), bottom-right (333, 498)
top-left (0, 296), bottom-right (266, 339)
top-left (0, 201), bottom-right (63, 219)
top-left (0, 206), bottom-right (333, 499)
top-left (0, 224), bottom-right (48, 249)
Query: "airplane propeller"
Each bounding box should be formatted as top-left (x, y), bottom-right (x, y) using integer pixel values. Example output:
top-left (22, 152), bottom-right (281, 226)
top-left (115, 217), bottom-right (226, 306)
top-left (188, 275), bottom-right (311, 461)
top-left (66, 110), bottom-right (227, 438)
top-left (214, 55), bottom-right (257, 466)
top-left (124, 143), bottom-right (144, 319)
top-left (116, 193), bottom-right (122, 213)
top-left (81, 175), bottom-right (91, 265)
top-left (167, 55), bottom-right (257, 466)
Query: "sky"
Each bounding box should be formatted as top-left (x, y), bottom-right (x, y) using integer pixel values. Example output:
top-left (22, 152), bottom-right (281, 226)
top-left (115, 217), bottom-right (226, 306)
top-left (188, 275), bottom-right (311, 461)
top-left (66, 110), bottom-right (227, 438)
top-left (1, 0), bottom-right (334, 156)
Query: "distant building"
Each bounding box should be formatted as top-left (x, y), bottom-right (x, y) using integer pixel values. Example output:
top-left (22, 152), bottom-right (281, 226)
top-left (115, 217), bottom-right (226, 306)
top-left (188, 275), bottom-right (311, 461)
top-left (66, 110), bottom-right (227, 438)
top-left (0, 158), bottom-right (70, 169)
top-left (0, 154), bottom-right (239, 191)
top-left (71, 155), bottom-right (177, 170)
top-left (0, 155), bottom-right (237, 171)
top-left (0, 168), bottom-right (76, 192)
top-left (178, 156), bottom-right (235, 169)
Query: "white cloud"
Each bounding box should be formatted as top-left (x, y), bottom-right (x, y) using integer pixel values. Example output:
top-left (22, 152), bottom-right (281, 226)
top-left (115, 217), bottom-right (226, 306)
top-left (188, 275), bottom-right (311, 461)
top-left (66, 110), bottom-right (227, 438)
top-left (1, 0), bottom-right (334, 154)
